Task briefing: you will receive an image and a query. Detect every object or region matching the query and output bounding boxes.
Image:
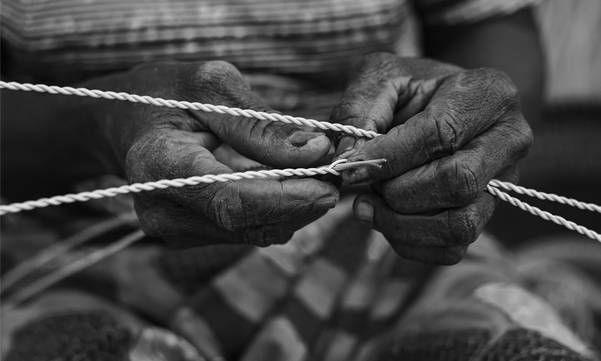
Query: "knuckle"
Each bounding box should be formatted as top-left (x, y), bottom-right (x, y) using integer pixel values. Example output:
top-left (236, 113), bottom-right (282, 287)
top-left (514, 126), bottom-right (534, 161)
top-left (201, 60), bottom-right (241, 76)
top-left (430, 108), bottom-right (459, 155)
top-left (188, 60), bottom-right (244, 87)
top-left (125, 135), bottom-right (155, 182)
top-left (517, 119), bottom-right (534, 154)
top-left (206, 183), bottom-right (245, 232)
top-left (502, 115), bottom-right (534, 161)
top-left (136, 208), bottom-right (165, 238)
top-left (445, 159), bottom-right (480, 204)
top-left (448, 209), bottom-right (479, 246)
top-left (489, 68), bottom-right (519, 98)
top-left (467, 68), bottom-right (519, 102)
top-left (125, 131), bottom-right (172, 182)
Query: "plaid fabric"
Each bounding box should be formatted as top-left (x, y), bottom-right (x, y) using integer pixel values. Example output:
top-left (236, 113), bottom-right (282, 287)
top-left (2, 213), bottom-right (597, 361)
top-left (166, 201), bottom-right (428, 361)
top-left (0, 199), bottom-right (431, 361)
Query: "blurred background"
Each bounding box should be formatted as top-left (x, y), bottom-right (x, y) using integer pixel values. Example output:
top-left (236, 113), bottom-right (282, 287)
top-left (488, 0), bottom-right (601, 246)
top-left (1, 0), bottom-right (600, 360)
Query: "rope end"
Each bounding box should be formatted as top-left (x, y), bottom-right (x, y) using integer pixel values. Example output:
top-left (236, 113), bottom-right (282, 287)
top-left (331, 158), bottom-right (387, 172)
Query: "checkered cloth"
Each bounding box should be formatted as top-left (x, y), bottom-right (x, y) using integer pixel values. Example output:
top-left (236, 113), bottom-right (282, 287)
top-left (0, 200), bottom-right (433, 361)
top-left (2, 209), bottom-right (596, 361)
top-left (166, 215), bottom-right (422, 361)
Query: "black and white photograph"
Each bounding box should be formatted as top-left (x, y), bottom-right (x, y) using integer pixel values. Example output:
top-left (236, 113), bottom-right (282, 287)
top-left (0, 0), bottom-right (600, 360)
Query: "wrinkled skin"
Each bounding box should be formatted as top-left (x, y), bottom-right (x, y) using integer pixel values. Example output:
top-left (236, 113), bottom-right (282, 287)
top-left (83, 54), bottom-right (532, 263)
top-left (332, 53), bottom-right (533, 264)
top-left (88, 61), bottom-right (339, 248)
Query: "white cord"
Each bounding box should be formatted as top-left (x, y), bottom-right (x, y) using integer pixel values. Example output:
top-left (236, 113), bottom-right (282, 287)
top-left (0, 159), bottom-right (384, 215)
top-left (1, 80), bottom-right (596, 213)
top-left (487, 186), bottom-right (601, 242)
top-left (0, 81), bottom-right (379, 139)
top-left (1, 81), bottom-right (599, 242)
top-left (488, 179), bottom-right (601, 214)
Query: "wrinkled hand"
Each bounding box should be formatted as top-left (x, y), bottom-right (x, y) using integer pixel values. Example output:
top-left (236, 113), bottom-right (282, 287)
top-left (332, 53), bottom-right (533, 264)
top-left (90, 61), bottom-right (337, 247)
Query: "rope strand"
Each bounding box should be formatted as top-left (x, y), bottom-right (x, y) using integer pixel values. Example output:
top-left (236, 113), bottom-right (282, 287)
top-left (0, 159), bottom-right (384, 215)
top-left (487, 186), bottom-right (601, 241)
top-left (488, 179), bottom-right (601, 214)
top-left (1, 81), bottom-right (599, 242)
top-left (0, 81), bottom-right (379, 139)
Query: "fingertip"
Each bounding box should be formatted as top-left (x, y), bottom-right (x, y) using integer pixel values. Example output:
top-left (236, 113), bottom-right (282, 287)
top-left (338, 143), bottom-right (385, 185)
top-left (288, 133), bottom-right (333, 165)
top-left (251, 130), bottom-right (333, 167)
top-left (288, 131), bottom-right (325, 148)
top-left (353, 193), bottom-right (379, 225)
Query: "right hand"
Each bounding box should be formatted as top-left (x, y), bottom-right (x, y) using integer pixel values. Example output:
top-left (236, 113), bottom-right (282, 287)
top-left (87, 61), bottom-right (338, 247)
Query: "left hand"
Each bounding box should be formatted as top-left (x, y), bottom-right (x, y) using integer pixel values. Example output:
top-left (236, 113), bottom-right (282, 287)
top-left (331, 53), bottom-right (533, 264)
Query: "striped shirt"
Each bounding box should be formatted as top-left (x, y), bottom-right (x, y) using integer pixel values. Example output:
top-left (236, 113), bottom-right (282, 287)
top-left (3, 0), bottom-right (539, 115)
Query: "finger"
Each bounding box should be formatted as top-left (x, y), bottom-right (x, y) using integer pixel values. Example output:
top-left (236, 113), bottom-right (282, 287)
top-left (180, 61), bottom-right (332, 167)
top-left (331, 54), bottom-right (459, 132)
top-left (136, 199), bottom-right (305, 248)
top-left (205, 111), bottom-right (333, 168)
top-left (331, 54), bottom-right (458, 158)
top-left (376, 119), bottom-right (531, 213)
top-left (135, 199), bottom-right (240, 247)
top-left (213, 144), bottom-right (265, 171)
top-left (342, 68), bottom-right (521, 184)
top-left (353, 192), bottom-right (495, 263)
top-left (129, 129), bottom-right (339, 240)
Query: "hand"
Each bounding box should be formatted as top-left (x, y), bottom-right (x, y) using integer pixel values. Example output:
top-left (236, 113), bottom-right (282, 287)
top-left (331, 53), bottom-right (533, 264)
top-left (87, 61), bottom-right (338, 247)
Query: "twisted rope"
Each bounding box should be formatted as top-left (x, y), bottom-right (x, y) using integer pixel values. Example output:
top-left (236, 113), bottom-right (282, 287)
top-left (0, 81), bottom-right (379, 139)
top-left (487, 186), bottom-right (601, 241)
top-left (1, 81), bottom-right (599, 242)
top-left (488, 179), bottom-right (601, 214)
top-left (0, 159), bottom-right (382, 215)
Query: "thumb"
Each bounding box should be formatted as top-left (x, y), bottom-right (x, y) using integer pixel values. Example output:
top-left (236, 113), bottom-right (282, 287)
top-left (206, 110), bottom-right (333, 168)
top-left (182, 61), bottom-right (332, 168)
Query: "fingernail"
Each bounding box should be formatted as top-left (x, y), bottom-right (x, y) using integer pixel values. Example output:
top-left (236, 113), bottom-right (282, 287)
top-left (343, 166), bottom-right (371, 185)
top-left (315, 196), bottom-right (339, 209)
top-left (288, 131), bottom-right (326, 147)
top-left (355, 200), bottom-right (373, 224)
